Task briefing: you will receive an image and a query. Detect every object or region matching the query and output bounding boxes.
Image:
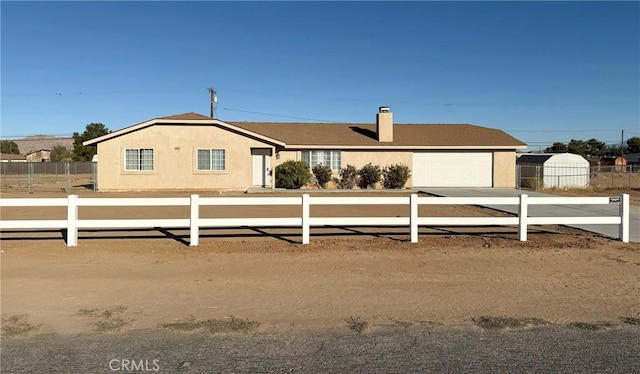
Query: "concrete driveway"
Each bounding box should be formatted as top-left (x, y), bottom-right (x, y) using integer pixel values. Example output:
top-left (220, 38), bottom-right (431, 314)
top-left (421, 188), bottom-right (640, 243)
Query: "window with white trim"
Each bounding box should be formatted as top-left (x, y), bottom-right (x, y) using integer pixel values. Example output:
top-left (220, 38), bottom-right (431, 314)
top-left (197, 149), bottom-right (226, 171)
top-left (125, 148), bottom-right (154, 171)
top-left (301, 150), bottom-right (341, 171)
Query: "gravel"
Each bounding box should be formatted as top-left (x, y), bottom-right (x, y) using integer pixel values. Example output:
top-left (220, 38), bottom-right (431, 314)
top-left (3, 325), bottom-right (640, 373)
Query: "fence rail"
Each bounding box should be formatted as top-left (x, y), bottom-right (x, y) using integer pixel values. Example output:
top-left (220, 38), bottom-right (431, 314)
top-left (0, 194), bottom-right (630, 246)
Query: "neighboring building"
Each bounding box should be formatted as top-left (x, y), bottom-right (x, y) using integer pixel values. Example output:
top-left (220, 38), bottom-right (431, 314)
top-left (84, 108), bottom-right (527, 192)
top-left (625, 153), bottom-right (640, 170)
top-left (0, 154), bottom-right (27, 163)
top-left (600, 156), bottom-right (627, 172)
top-left (517, 153), bottom-right (590, 189)
top-left (26, 149), bottom-right (51, 162)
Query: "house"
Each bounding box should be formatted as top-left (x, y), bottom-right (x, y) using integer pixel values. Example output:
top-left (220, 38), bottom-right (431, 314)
top-left (26, 149), bottom-right (51, 162)
top-left (83, 107), bottom-right (527, 192)
top-left (0, 154), bottom-right (27, 163)
top-left (517, 153), bottom-right (590, 189)
top-left (600, 155), bottom-right (627, 172)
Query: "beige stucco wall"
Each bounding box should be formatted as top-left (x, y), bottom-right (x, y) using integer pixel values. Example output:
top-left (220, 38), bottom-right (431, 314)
top-left (26, 150), bottom-right (51, 162)
top-left (96, 124), bottom-right (274, 191)
top-left (343, 150), bottom-right (413, 187)
top-left (273, 150), bottom-right (298, 168)
top-left (493, 150), bottom-right (516, 188)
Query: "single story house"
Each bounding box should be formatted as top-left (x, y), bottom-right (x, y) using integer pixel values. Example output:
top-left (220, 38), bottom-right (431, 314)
top-left (26, 149), bottom-right (51, 162)
top-left (84, 107), bottom-right (527, 191)
top-left (0, 154), bottom-right (27, 163)
top-left (517, 153), bottom-right (590, 189)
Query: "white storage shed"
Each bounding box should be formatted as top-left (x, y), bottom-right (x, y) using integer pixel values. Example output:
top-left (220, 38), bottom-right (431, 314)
top-left (517, 153), bottom-right (590, 189)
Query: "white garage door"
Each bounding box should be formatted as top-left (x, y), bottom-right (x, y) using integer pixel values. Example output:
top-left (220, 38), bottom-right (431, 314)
top-left (412, 152), bottom-right (493, 187)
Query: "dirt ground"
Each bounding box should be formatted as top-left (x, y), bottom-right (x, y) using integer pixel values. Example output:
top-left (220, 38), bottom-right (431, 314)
top-left (2, 226), bottom-right (640, 338)
top-left (2, 190), bottom-right (640, 340)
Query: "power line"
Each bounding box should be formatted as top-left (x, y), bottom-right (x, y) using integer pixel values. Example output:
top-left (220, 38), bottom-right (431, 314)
top-left (222, 107), bottom-right (340, 123)
top-left (507, 128), bottom-right (639, 133)
top-left (0, 87), bottom-right (203, 97)
top-left (0, 134), bottom-right (74, 139)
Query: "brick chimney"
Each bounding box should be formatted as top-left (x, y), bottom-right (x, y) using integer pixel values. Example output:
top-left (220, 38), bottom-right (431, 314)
top-left (376, 106), bottom-right (393, 142)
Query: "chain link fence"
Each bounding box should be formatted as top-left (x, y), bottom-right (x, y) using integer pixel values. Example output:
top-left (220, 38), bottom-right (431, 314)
top-left (0, 162), bottom-right (96, 194)
top-left (3, 162), bottom-right (636, 194)
top-left (517, 164), bottom-right (639, 191)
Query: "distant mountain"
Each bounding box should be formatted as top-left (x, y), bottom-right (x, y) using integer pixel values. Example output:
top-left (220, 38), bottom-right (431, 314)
top-left (7, 135), bottom-right (74, 155)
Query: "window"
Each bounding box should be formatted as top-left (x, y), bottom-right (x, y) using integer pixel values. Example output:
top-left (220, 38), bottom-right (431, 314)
top-left (301, 150), bottom-right (341, 171)
top-left (125, 148), bottom-right (154, 171)
top-left (197, 149), bottom-right (226, 171)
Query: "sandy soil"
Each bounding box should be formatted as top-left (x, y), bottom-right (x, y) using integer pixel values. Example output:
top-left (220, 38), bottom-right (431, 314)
top-left (2, 226), bottom-right (639, 337)
top-left (2, 190), bottom-right (640, 339)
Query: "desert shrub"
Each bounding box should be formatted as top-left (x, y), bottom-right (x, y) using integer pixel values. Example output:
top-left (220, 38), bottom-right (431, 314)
top-left (345, 316), bottom-right (368, 333)
top-left (275, 160), bottom-right (311, 189)
top-left (162, 316), bottom-right (260, 334)
top-left (357, 163), bottom-right (382, 189)
top-left (521, 177), bottom-right (543, 190)
top-left (383, 164), bottom-right (411, 189)
top-left (312, 164), bottom-right (333, 189)
top-left (333, 164), bottom-right (358, 189)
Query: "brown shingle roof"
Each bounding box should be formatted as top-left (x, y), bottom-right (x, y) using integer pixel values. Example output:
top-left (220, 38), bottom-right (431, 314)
top-left (0, 153), bottom-right (27, 161)
top-left (84, 111), bottom-right (526, 149)
top-left (159, 112), bottom-right (212, 120)
top-left (229, 122), bottom-right (526, 148)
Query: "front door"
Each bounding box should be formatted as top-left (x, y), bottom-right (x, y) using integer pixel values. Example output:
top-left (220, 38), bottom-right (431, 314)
top-left (251, 149), bottom-right (272, 187)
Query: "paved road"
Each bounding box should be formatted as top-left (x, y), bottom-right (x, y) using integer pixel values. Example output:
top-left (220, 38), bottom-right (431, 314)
top-left (3, 327), bottom-right (640, 373)
top-left (421, 188), bottom-right (640, 243)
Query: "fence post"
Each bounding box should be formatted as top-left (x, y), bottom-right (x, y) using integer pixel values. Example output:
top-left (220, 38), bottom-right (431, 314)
top-left (190, 194), bottom-right (199, 246)
top-left (410, 194), bottom-right (418, 243)
top-left (65, 162), bottom-right (71, 193)
top-left (67, 195), bottom-right (78, 246)
top-left (28, 162), bottom-right (34, 194)
top-left (611, 166), bottom-right (614, 189)
top-left (92, 161), bottom-right (98, 192)
top-left (302, 194), bottom-right (310, 245)
top-left (518, 194), bottom-right (528, 241)
top-left (619, 193), bottom-right (629, 243)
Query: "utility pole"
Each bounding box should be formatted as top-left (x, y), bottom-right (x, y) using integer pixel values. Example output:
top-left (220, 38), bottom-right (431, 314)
top-left (621, 129), bottom-right (625, 157)
top-left (208, 87), bottom-right (217, 118)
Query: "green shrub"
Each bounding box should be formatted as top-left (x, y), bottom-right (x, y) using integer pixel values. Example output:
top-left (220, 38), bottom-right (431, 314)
top-left (383, 164), bottom-right (411, 189)
top-left (334, 164), bottom-right (358, 189)
top-left (275, 160), bottom-right (311, 189)
top-left (312, 164), bottom-right (333, 189)
top-left (357, 163), bottom-right (382, 189)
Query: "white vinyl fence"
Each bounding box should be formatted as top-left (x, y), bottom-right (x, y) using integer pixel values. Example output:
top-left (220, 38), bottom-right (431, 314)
top-left (0, 194), bottom-right (630, 246)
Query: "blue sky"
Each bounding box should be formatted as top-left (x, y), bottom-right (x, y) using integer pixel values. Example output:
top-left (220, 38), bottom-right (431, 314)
top-left (1, 1), bottom-right (638, 151)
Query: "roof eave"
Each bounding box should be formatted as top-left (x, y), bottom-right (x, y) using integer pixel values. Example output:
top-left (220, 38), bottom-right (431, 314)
top-left (284, 144), bottom-right (528, 150)
top-left (83, 119), bottom-right (287, 147)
